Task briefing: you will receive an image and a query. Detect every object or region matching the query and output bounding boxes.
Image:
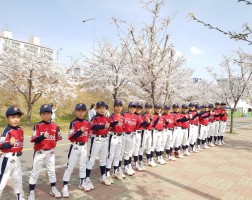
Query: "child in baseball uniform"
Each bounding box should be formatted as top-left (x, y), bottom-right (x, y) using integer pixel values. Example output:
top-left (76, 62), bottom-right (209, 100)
top-left (198, 105), bottom-right (210, 150)
top-left (188, 103), bottom-right (199, 153)
top-left (219, 102), bottom-right (227, 145)
top-left (106, 100), bottom-right (125, 181)
top-left (85, 101), bottom-right (118, 187)
top-left (213, 102), bottom-right (221, 145)
top-left (207, 104), bottom-right (216, 147)
top-left (0, 107), bottom-right (24, 200)
top-left (180, 104), bottom-right (191, 156)
top-left (28, 104), bottom-right (62, 200)
top-left (62, 103), bottom-right (90, 197)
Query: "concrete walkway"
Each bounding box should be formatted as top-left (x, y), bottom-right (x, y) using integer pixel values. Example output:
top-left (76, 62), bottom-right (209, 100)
top-left (2, 124), bottom-right (252, 200)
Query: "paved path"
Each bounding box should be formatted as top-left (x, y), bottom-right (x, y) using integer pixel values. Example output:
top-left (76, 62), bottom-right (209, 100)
top-left (2, 118), bottom-right (252, 200)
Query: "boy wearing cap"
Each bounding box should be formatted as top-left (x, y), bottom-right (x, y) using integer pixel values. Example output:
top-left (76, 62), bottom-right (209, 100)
top-left (188, 103), bottom-right (199, 153)
top-left (123, 102), bottom-right (138, 176)
top-left (139, 103), bottom-right (153, 169)
top-left (198, 105), bottom-right (210, 150)
top-left (219, 102), bottom-right (227, 145)
top-left (0, 107), bottom-right (25, 200)
top-left (61, 103), bottom-right (90, 197)
top-left (85, 101), bottom-right (118, 187)
top-left (151, 103), bottom-right (165, 165)
top-left (106, 100), bottom-right (125, 181)
top-left (162, 105), bottom-right (176, 161)
top-left (207, 104), bottom-right (216, 147)
top-left (213, 102), bottom-right (221, 145)
top-left (28, 104), bottom-right (62, 200)
top-left (180, 104), bottom-right (191, 156)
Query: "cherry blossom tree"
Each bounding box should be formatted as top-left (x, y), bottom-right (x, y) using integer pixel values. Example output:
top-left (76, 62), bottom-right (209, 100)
top-left (0, 47), bottom-right (76, 125)
top-left (207, 50), bottom-right (252, 133)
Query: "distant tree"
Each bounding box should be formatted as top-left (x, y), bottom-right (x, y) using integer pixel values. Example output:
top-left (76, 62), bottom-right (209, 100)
top-left (207, 51), bottom-right (252, 133)
top-left (0, 47), bottom-right (76, 125)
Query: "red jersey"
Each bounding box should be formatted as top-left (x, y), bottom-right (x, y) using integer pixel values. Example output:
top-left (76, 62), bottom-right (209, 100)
top-left (163, 113), bottom-right (174, 129)
top-left (199, 112), bottom-right (210, 125)
top-left (208, 111), bottom-right (215, 123)
top-left (123, 113), bottom-right (137, 132)
top-left (189, 110), bottom-right (198, 125)
top-left (135, 113), bottom-right (144, 130)
top-left (109, 113), bottom-right (125, 133)
top-left (214, 108), bottom-right (221, 121)
top-left (153, 113), bottom-right (164, 131)
top-left (91, 114), bottom-right (110, 135)
top-left (220, 109), bottom-right (228, 121)
top-left (68, 118), bottom-right (90, 143)
top-left (142, 113), bottom-right (153, 130)
top-left (31, 121), bottom-right (62, 151)
top-left (180, 112), bottom-right (190, 129)
top-left (172, 112), bottom-right (183, 127)
top-left (0, 125), bottom-right (24, 153)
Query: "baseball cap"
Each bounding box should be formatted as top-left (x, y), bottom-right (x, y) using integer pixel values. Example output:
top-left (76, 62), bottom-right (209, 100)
top-left (164, 105), bottom-right (171, 110)
top-left (182, 104), bottom-right (188, 109)
top-left (172, 103), bottom-right (180, 108)
top-left (189, 102), bottom-right (195, 107)
top-left (195, 103), bottom-right (200, 109)
top-left (6, 107), bottom-right (24, 117)
top-left (128, 102), bottom-right (137, 108)
top-left (96, 101), bottom-right (106, 108)
top-left (208, 103), bottom-right (214, 108)
top-left (154, 103), bottom-right (162, 109)
top-left (221, 102), bottom-right (227, 106)
top-left (75, 103), bottom-right (87, 110)
top-left (40, 104), bottom-right (53, 113)
top-left (114, 100), bottom-right (123, 107)
top-left (201, 104), bottom-right (207, 108)
top-left (145, 103), bottom-right (153, 108)
top-left (136, 103), bottom-right (143, 108)
top-left (215, 102), bottom-right (220, 105)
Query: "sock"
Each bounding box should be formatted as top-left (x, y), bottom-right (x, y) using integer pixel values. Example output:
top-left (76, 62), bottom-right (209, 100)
top-left (182, 145), bottom-right (185, 150)
top-left (210, 136), bottom-right (213, 143)
top-left (139, 155), bottom-right (143, 161)
top-left (124, 159), bottom-right (129, 166)
top-left (106, 168), bottom-right (110, 176)
top-left (129, 157), bottom-right (132, 164)
top-left (50, 182), bottom-right (56, 187)
top-left (114, 165), bottom-right (118, 172)
top-left (134, 156), bottom-right (138, 162)
top-left (197, 138), bottom-right (201, 145)
top-left (190, 144), bottom-right (194, 149)
top-left (186, 145), bottom-right (188, 150)
top-left (166, 149), bottom-right (170, 155)
top-left (170, 148), bottom-right (173, 155)
top-left (29, 184), bottom-right (35, 191)
top-left (174, 147), bottom-right (178, 152)
top-left (220, 136), bottom-right (223, 141)
top-left (146, 154), bottom-right (150, 160)
top-left (80, 178), bottom-right (84, 185)
top-left (214, 136), bottom-right (217, 142)
top-left (150, 151), bottom-right (153, 158)
top-left (86, 168), bottom-right (91, 178)
top-left (63, 181), bottom-right (68, 186)
top-left (217, 136), bottom-right (220, 141)
top-left (119, 161), bottom-right (122, 167)
top-left (155, 151), bottom-right (159, 157)
top-left (100, 166), bottom-right (106, 176)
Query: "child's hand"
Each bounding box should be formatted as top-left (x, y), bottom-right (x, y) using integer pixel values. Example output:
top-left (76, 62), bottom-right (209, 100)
top-left (9, 137), bottom-right (16, 146)
top-left (118, 117), bottom-right (123, 123)
top-left (105, 123), bottom-right (110, 129)
top-left (80, 126), bottom-right (85, 132)
top-left (44, 131), bottom-right (49, 137)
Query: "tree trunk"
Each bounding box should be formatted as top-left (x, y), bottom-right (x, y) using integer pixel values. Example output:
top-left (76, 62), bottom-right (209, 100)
top-left (26, 103), bottom-right (32, 126)
top-left (230, 109), bottom-right (234, 133)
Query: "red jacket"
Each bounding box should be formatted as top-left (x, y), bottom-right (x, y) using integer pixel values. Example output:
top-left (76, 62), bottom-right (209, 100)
top-left (109, 113), bottom-right (125, 133)
top-left (68, 118), bottom-right (90, 143)
top-left (91, 114), bottom-right (110, 135)
top-left (214, 108), bottom-right (221, 121)
top-left (199, 112), bottom-right (210, 126)
top-left (0, 125), bottom-right (23, 153)
top-left (142, 113), bottom-right (153, 130)
top-left (220, 109), bottom-right (228, 121)
top-left (208, 111), bottom-right (215, 123)
top-left (31, 121), bottom-right (62, 151)
top-left (189, 110), bottom-right (199, 125)
top-left (163, 113), bottom-right (174, 129)
top-left (123, 113), bottom-right (137, 132)
top-left (153, 113), bottom-right (164, 131)
top-left (180, 112), bottom-right (190, 129)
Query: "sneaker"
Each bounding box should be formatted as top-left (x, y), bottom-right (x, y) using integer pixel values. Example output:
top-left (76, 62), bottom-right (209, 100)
top-left (100, 176), bottom-right (111, 186)
top-left (113, 171), bottom-right (123, 180)
top-left (28, 191), bottom-right (35, 200)
top-left (50, 186), bottom-right (62, 198)
top-left (135, 162), bottom-right (143, 171)
top-left (86, 179), bottom-right (94, 190)
top-left (160, 158), bottom-right (166, 165)
top-left (209, 142), bottom-right (216, 147)
top-left (184, 150), bottom-right (190, 156)
top-left (139, 162), bottom-right (146, 170)
top-left (79, 180), bottom-right (91, 192)
top-left (221, 141), bottom-right (225, 145)
top-left (129, 164), bottom-right (135, 174)
top-left (197, 146), bottom-right (202, 151)
top-left (214, 141), bottom-right (219, 145)
top-left (118, 167), bottom-right (126, 179)
top-left (107, 175), bottom-right (114, 184)
top-left (218, 141), bottom-right (223, 146)
top-left (169, 155), bottom-right (176, 161)
top-left (147, 160), bottom-right (153, 167)
top-left (151, 159), bottom-right (157, 167)
top-left (62, 185), bottom-right (69, 198)
top-left (124, 166), bottom-right (133, 176)
top-left (203, 144), bottom-right (209, 149)
top-left (192, 148), bottom-right (199, 153)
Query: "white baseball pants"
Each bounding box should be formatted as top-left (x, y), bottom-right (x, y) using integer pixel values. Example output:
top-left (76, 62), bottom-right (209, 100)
top-left (214, 121), bottom-right (220, 137)
top-left (123, 133), bottom-right (133, 160)
top-left (129, 131), bottom-right (141, 157)
top-left (161, 129), bottom-right (173, 150)
top-left (208, 122), bottom-right (215, 137)
top-left (63, 143), bottom-right (88, 182)
top-left (139, 130), bottom-right (152, 155)
top-left (172, 127), bottom-right (181, 148)
top-left (0, 153), bottom-right (23, 197)
top-left (199, 125), bottom-right (208, 140)
top-left (106, 134), bottom-right (123, 168)
top-left (219, 121), bottom-right (226, 136)
top-left (181, 128), bottom-right (189, 146)
top-left (29, 149), bottom-right (57, 184)
top-left (151, 130), bottom-right (162, 152)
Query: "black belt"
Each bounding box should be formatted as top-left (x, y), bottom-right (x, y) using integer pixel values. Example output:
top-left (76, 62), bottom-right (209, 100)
top-left (181, 128), bottom-right (188, 129)
top-left (165, 128), bottom-right (173, 131)
top-left (125, 132), bottom-right (133, 135)
top-left (12, 152), bottom-right (22, 157)
top-left (75, 142), bottom-right (86, 146)
top-left (155, 129), bottom-right (163, 132)
top-left (95, 135), bottom-right (107, 138)
top-left (221, 120), bottom-right (226, 122)
top-left (113, 133), bottom-right (123, 136)
top-left (42, 149), bottom-right (51, 151)
top-left (136, 130), bottom-right (142, 133)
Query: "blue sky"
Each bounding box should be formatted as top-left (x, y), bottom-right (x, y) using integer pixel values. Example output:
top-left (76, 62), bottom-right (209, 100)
top-left (1, 0), bottom-right (252, 79)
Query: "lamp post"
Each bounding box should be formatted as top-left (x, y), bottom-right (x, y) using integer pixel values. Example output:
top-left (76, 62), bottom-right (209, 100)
top-left (56, 48), bottom-right (63, 62)
top-left (82, 18), bottom-right (95, 61)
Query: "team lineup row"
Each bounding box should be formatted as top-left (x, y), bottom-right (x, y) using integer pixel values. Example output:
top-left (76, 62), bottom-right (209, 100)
top-left (0, 100), bottom-right (227, 200)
